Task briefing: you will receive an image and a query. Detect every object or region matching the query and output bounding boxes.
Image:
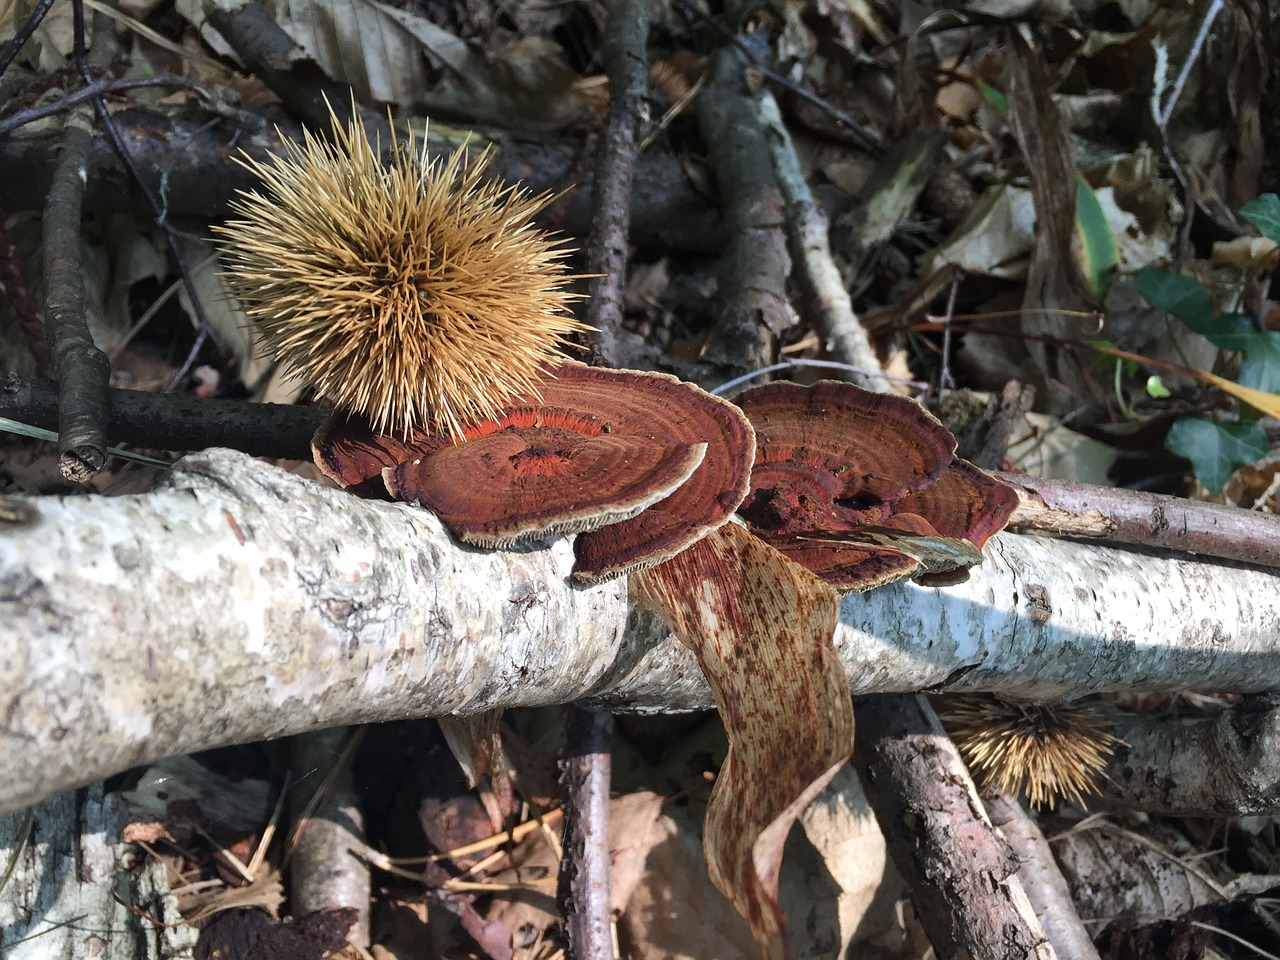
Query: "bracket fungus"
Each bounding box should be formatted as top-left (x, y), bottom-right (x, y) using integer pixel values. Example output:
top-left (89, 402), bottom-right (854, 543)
top-left (735, 380), bottom-right (1018, 591)
top-left (383, 420), bottom-right (706, 548)
top-left (314, 361), bottom-right (754, 580)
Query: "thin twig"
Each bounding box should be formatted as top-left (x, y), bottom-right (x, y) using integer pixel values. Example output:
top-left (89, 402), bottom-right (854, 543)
top-left (71, 0), bottom-right (215, 392)
top-left (0, 75), bottom-right (207, 137)
top-left (558, 703), bottom-right (615, 960)
top-left (0, 0), bottom-right (60, 81)
top-left (939, 271), bottom-right (961, 396)
top-left (1158, 0), bottom-right (1227, 128)
top-left (582, 0), bottom-right (650, 366)
top-left (710, 358), bottom-right (927, 396)
top-left (41, 8), bottom-right (110, 481)
top-left (754, 90), bottom-right (891, 394)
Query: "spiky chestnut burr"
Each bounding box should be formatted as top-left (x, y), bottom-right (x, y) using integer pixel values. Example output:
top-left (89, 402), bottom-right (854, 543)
top-left (216, 109), bottom-right (586, 439)
top-left (942, 695), bottom-right (1123, 809)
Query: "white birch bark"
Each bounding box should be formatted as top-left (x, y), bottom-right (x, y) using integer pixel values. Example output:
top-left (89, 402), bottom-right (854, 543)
top-left (0, 448), bottom-right (1277, 815)
top-left (0, 783), bottom-right (196, 959)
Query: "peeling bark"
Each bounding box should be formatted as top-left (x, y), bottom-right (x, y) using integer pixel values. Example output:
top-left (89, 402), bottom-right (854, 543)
top-left (0, 449), bottom-right (1278, 815)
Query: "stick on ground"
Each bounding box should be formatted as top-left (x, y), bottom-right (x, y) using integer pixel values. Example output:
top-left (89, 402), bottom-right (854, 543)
top-left (854, 694), bottom-right (1056, 960)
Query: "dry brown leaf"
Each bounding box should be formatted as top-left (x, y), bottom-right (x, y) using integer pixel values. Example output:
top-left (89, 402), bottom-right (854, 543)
top-left (619, 805), bottom-right (757, 960)
top-left (1222, 456), bottom-right (1280, 511)
top-left (483, 792), bottom-right (666, 945)
top-left (632, 524), bottom-right (853, 960)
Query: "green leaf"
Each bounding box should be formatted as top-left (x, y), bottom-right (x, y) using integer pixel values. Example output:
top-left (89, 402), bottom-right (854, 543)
top-left (1086, 340), bottom-right (1123, 375)
top-left (1136, 267), bottom-right (1216, 330)
top-left (1076, 178), bottom-right (1118, 298)
top-left (1199, 312), bottom-right (1263, 352)
top-left (1145, 375), bottom-right (1170, 398)
top-left (1241, 194), bottom-right (1280, 245)
top-left (1165, 417), bottom-right (1268, 494)
top-left (976, 80), bottom-right (1007, 117)
top-left (1239, 332), bottom-right (1280, 393)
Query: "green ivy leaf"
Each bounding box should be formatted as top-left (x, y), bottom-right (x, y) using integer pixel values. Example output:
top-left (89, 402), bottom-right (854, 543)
top-left (1198, 312), bottom-right (1263, 352)
top-left (1165, 417), bottom-right (1268, 494)
top-left (1135, 268), bottom-right (1216, 330)
top-left (1241, 194), bottom-right (1280, 245)
top-left (1239, 332), bottom-right (1280, 393)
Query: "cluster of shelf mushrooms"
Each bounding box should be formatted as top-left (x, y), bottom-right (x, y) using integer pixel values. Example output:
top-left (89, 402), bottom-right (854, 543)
top-left (218, 102), bottom-right (1016, 599)
top-left (314, 360), bottom-right (1016, 591)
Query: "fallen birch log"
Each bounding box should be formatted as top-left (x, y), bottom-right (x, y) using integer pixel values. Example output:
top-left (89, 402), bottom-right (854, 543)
top-left (1, 448), bottom-right (1277, 815)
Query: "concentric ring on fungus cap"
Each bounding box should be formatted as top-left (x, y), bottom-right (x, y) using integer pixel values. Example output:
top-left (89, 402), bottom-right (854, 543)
top-left (313, 361), bottom-right (756, 580)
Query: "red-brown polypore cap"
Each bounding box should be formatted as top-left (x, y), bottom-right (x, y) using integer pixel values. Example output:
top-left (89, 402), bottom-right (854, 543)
top-left (737, 381), bottom-right (956, 511)
top-left (565, 363), bottom-right (756, 582)
top-left (311, 360), bottom-right (754, 573)
top-left (312, 411), bottom-right (419, 497)
top-left (383, 411), bottom-right (707, 547)
top-left (735, 381), bottom-right (1014, 592)
top-left (892, 458), bottom-right (1019, 586)
top-left (736, 381), bottom-right (953, 535)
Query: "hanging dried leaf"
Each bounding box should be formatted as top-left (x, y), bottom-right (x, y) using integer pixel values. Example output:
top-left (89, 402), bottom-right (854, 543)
top-left (632, 524), bottom-right (852, 960)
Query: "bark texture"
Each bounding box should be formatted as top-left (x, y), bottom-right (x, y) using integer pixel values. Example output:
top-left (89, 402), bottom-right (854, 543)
top-left (558, 704), bottom-right (615, 960)
top-left (0, 784), bottom-right (195, 959)
top-left (1101, 697), bottom-right (1280, 816)
top-left (1003, 471), bottom-right (1280, 569)
top-left (1, 449), bottom-right (1279, 814)
top-left (695, 39), bottom-right (790, 376)
top-left (288, 727), bottom-right (370, 947)
top-left (854, 695), bottom-right (1055, 959)
top-left (985, 792), bottom-right (1100, 960)
top-left (42, 107), bottom-right (110, 481)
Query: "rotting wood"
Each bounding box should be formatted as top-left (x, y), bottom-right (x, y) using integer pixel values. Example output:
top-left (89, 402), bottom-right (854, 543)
top-left (1, 449), bottom-right (1279, 815)
top-left (0, 784), bottom-right (196, 960)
